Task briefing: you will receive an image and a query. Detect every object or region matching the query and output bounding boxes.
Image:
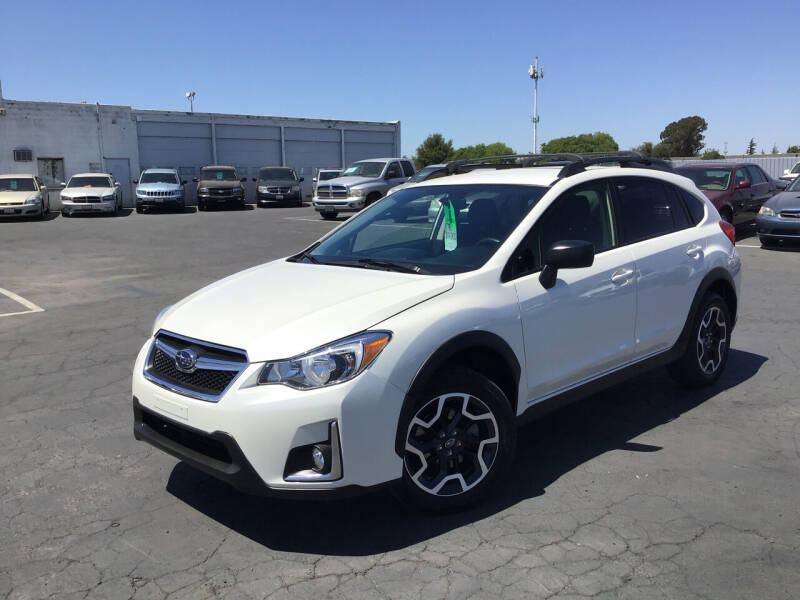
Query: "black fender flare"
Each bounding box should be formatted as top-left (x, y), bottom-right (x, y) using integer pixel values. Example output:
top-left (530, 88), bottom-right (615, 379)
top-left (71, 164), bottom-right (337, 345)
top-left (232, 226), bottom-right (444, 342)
top-left (394, 331), bottom-right (521, 457)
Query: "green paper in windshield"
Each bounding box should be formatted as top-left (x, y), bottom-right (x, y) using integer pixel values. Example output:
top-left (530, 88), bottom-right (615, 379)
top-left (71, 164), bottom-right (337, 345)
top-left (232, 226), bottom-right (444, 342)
top-left (215, 171), bottom-right (223, 180)
top-left (444, 199), bottom-right (457, 251)
top-left (10, 180), bottom-right (17, 190)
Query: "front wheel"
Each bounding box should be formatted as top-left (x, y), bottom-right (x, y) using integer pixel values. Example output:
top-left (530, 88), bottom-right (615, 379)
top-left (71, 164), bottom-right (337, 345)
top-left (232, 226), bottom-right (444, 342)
top-left (667, 292), bottom-right (731, 387)
top-left (396, 367), bottom-right (516, 511)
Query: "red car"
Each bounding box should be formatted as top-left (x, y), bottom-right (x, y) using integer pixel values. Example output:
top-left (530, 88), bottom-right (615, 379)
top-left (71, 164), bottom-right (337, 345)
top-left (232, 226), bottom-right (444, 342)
top-left (675, 163), bottom-right (778, 225)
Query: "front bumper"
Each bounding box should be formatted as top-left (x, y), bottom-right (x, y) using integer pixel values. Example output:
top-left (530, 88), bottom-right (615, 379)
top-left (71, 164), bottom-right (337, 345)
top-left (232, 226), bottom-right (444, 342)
top-left (131, 339), bottom-right (404, 496)
top-left (257, 191), bottom-right (301, 204)
top-left (137, 196), bottom-right (184, 208)
top-left (0, 203), bottom-right (42, 217)
top-left (313, 198), bottom-right (365, 214)
top-left (756, 214), bottom-right (800, 239)
top-left (198, 193), bottom-right (244, 205)
top-left (61, 200), bottom-right (115, 214)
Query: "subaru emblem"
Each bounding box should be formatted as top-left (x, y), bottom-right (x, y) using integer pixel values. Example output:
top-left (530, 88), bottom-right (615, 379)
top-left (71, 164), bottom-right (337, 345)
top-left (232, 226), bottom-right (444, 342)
top-left (175, 348), bottom-right (198, 373)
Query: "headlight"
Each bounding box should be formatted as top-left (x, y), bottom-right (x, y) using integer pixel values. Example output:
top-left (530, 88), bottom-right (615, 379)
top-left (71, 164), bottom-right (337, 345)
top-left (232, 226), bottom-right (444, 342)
top-left (25, 196), bottom-right (41, 205)
top-left (758, 206), bottom-right (775, 217)
top-left (257, 331), bottom-right (391, 389)
top-left (348, 189), bottom-right (366, 198)
top-left (258, 186), bottom-right (268, 193)
top-left (102, 194), bottom-right (114, 201)
top-left (152, 305), bottom-right (173, 334)
top-left (232, 187), bottom-right (244, 195)
top-left (198, 188), bottom-right (209, 193)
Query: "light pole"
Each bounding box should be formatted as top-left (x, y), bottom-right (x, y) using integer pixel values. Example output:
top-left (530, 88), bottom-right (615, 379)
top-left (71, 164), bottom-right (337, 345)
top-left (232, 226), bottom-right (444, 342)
top-left (528, 58), bottom-right (544, 153)
top-left (185, 91), bottom-right (196, 113)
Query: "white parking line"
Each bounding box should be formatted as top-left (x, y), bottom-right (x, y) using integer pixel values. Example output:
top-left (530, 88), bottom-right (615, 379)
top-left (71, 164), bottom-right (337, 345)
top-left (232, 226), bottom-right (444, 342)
top-left (283, 217), bottom-right (337, 223)
top-left (736, 244), bottom-right (761, 248)
top-left (0, 287), bottom-right (45, 318)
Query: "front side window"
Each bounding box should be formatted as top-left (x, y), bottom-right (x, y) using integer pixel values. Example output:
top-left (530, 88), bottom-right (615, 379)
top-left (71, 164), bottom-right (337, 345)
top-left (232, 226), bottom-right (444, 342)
top-left (140, 172), bottom-right (179, 184)
top-left (342, 162), bottom-right (384, 177)
top-left (386, 162), bottom-right (402, 178)
top-left (613, 178), bottom-right (680, 243)
top-left (0, 177), bottom-right (36, 192)
top-left (259, 168), bottom-right (296, 181)
top-left (401, 161), bottom-right (415, 177)
top-left (304, 184), bottom-right (548, 275)
top-left (734, 168), bottom-right (748, 186)
top-left (746, 165), bottom-right (766, 184)
top-left (67, 176), bottom-right (112, 188)
top-left (201, 168), bottom-right (237, 181)
top-left (506, 180), bottom-right (616, 279)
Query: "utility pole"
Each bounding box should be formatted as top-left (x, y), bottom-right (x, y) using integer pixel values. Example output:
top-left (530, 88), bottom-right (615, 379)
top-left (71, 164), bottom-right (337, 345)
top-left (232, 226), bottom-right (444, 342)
top-left (528, 57), bottom-right (544, 153)
top-left (186, 91), bottom-right (196, 113)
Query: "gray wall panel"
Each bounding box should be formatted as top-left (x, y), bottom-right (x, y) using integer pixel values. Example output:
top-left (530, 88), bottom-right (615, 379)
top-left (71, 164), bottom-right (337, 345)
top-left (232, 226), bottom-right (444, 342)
top-left (344, 143), bottom-right (395, 166)
top-left (215, 124), bottom-right (280, 140)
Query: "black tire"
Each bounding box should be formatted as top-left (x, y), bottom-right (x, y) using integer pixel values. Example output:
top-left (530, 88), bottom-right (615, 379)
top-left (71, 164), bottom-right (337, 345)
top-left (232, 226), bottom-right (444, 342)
top-left (136, 206), bottom-right (143, 214)
top-left (394, 367), bottom-right (516, 512)
top-left (667, 292), bottom-right (731, 388)
top-left (366, 192), bottom-right (381, 206)
top-left (61, 209), bottom-right (69, 218)
top-left (321, 212), bottom-right (338, 220)
top-left (759, 236), bottom-right (776, 247)
top-left (198, 200), bottom-right (206, 211)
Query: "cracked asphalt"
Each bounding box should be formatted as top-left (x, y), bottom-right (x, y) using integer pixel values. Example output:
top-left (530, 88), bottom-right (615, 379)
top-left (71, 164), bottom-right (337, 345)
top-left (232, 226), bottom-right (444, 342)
top-left (1, 206), bottom-right (799, 599)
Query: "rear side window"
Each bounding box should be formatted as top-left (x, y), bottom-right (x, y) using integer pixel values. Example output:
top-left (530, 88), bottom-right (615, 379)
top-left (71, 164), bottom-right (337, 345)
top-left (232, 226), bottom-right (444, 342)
top-left (679, 189), bottom-right (706, 224)
top-left (613, 178), bottom-right (682, 243)
top-left (401, 161), bottom-right (415, 177)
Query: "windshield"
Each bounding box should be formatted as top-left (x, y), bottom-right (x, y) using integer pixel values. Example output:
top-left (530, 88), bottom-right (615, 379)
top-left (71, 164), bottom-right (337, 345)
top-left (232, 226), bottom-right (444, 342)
top-left (676, 168), bottom-right (731, 191)
top-left (259, 168), bottom-right (296, 181)
top-left (304, 184), bottom-right (548, 275)
top-left (140, 172), bottom-right (179, 184)
top-left (792, 163), bottom-right (800, 174)
top-left (408, 165), bottom-right (445, 183)
top-left (0, 178), bottom-right (36, 192)
top-left (201, 168), bottom-right (237, 181)
top-left (342, 162), bottom-right (384, 177)
top-left (318, 171), bottom-right (341, 181)
top-left (788, 177), bottom-right (800, 192)
top-left (68, 176), bottom-right (112, 188)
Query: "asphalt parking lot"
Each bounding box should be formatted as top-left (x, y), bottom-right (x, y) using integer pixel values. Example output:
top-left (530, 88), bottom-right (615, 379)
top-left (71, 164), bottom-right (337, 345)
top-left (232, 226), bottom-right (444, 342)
top-left (1, 205), bottom-right (799, 600)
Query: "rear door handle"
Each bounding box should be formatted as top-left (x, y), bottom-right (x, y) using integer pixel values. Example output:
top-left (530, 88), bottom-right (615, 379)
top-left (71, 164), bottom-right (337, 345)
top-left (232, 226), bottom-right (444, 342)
top-left (611, 267), bottom-right (634, 285)
top-left (686, 243), bottom-right (703, 257)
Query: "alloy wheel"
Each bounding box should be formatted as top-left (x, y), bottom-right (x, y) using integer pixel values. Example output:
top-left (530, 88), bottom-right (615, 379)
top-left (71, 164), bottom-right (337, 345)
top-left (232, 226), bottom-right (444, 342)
top-left (696, 305), bottom-right (727, 375)
top-left (404, 393), bottom-right (499, 496)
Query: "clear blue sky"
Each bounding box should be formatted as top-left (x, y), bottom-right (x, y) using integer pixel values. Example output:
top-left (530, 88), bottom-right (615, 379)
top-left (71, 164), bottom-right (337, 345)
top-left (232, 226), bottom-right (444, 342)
top-left (1, 0), bottom-right (797, 157)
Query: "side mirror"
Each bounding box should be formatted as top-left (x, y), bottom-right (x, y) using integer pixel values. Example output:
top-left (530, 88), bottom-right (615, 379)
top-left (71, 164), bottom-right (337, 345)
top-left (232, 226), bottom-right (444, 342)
top-left (240, 177), bottom-right (247, 182)
top-left (181, 180), bottom-right (187, 185)
top-left (298, 177), bottom-right (304, 182)
top-left (132, 179), bottom-right (138, 184)
top-left (251, 177), bottom-right (257, 182)
top-left (312, 177), bottom-right (317, 183)
top-left (539, 240), bottom-right (594, 289)
top-left (192, 177), bottom-right (199, 183)
top-left (115, 182), bottom-right (120, 187)
top-left (60, 182), bottom-right (66, 188)
top-left (736, 180), bottom-right (751, 189)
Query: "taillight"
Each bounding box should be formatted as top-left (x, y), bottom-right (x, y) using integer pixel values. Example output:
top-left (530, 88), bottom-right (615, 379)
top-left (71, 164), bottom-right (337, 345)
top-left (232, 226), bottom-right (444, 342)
top-left (719, 220), bottom-right (736, 245)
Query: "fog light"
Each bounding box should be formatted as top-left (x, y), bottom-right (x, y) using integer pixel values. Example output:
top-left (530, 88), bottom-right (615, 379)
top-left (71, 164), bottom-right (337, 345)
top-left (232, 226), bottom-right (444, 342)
top-left (311, 446), bottom-right (326, 471)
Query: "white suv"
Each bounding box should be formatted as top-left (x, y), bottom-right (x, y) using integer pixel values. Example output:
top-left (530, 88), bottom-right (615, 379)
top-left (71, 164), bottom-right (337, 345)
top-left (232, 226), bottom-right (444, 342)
top-left (132, 153), bottom-right (742, 511)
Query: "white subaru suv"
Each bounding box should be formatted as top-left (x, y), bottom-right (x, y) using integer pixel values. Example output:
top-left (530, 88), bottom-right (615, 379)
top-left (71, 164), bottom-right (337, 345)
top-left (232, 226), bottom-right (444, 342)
top-left (132, 153), bottom-right (741, 511)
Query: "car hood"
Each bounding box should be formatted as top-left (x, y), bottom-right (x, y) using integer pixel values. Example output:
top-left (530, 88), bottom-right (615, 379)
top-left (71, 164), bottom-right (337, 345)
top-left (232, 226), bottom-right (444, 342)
top-left (0, 190), bottom-right (36, 204)
top-left (257, 179), bottom-right (299, 187)
top-left (61, 187), bottom-right (115, 198)
top-left (198, 180), bottom-right (241, 188)
top-left (137, 183), bottom-right (181, 192)
top-left (157, 259), bottom-right (454, 361)
top-left (323, 175), bottom-right (379, 187)
top-left (764, 190), bottom-right (800, 211)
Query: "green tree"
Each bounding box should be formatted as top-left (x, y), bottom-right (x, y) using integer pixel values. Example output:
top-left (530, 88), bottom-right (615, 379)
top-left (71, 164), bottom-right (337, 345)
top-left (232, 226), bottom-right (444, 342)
top-left (633, 141), bottom-right (654, 155)
top-left (451, 142), bottom-right (514, 161)
top-left (746, 138), bottom-right (756, 155)
top-left (651, 142), bottom-right (673, 158)
top-left (701, 149), bottom-right (724, 160)
top-left (540, 132), bottom-right (619, 153)
top-left (658, 116), bottom-right (707, 157)
top-left (787, 145), bottom-right (800, 154)
top-left (414, 133), bottom-right (454, 168)
top-left (771, 144), bottom-right (779, 154)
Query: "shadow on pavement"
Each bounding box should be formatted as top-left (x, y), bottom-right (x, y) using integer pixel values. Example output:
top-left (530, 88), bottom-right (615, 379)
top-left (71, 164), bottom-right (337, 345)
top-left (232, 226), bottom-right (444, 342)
top-left (166, 348), bottom-right (767, 556)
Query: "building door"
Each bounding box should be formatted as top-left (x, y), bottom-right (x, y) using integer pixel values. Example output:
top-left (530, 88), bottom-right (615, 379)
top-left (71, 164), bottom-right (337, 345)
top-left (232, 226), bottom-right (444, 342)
top-left (105, 158), bottom-right (132, 207)
top-left (37, 158), bottom-right (65, 209)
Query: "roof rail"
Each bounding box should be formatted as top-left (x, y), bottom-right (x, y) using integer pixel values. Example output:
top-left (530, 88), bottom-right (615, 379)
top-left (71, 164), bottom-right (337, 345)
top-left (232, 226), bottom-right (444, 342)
top-left (443, 151), bottom-right (674, 178)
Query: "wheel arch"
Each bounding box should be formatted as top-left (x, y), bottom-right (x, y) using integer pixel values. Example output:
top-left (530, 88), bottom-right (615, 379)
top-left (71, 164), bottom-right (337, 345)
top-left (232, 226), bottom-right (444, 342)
top-left (394, 331), bottom-right (521, 457)
top-left (675, 267), bottom-right (738, 355)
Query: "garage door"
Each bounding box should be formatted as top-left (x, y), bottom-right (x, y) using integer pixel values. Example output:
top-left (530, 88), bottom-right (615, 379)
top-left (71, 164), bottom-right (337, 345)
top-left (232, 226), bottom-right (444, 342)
top-left (137, 122), bottom-right (213, 172)
top-left (344, 130), bottom-right (395, 166)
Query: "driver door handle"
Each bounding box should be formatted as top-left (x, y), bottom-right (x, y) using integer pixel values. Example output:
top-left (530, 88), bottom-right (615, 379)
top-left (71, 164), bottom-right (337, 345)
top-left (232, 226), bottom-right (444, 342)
top-left (611, 267), bottom-right (634, 285)
top-left (686, 243), bottom-right (703, 258)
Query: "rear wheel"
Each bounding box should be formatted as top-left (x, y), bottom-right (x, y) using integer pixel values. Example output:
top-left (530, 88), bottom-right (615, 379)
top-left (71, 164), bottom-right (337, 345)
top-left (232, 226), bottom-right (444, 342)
top-left (321, 212), bottom-right (338, 220)
top-left (395, 367), bottom-right (515, 511)
top-left (667, 292), bottom-right (731, 387)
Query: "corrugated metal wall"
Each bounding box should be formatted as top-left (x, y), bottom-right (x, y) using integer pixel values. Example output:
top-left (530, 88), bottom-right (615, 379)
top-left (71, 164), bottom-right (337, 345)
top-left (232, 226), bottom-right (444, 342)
top-left (671, 156), bottom-right (799, 179)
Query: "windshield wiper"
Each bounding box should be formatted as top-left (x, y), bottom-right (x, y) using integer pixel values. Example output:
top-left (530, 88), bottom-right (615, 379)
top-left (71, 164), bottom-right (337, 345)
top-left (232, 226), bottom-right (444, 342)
top-left (289, 243), bottom-right (321, 264)
top-left (357, 258), bottom-right (421, 274)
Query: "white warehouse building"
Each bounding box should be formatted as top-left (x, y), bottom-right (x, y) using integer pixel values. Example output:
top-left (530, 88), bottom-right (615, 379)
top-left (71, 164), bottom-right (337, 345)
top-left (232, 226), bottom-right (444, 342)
top-left (0, 81), bottom-right (401, 207)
